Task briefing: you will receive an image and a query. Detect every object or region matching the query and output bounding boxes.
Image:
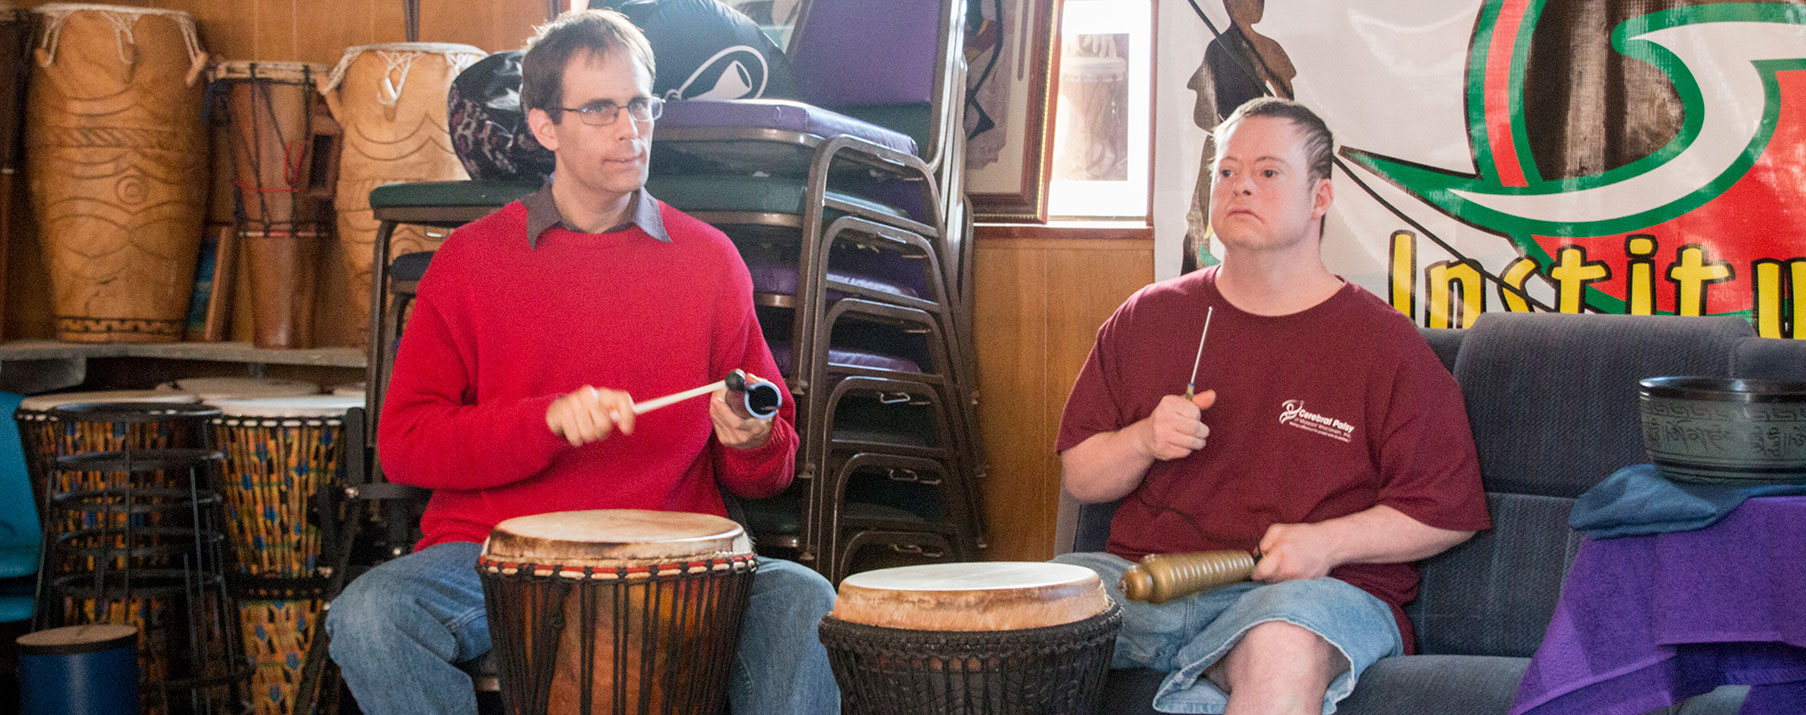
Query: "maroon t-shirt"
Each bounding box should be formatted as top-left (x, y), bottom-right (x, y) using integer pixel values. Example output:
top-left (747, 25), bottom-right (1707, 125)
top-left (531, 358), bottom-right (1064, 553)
top-left (1057, 266), bottom-right (1490, 651)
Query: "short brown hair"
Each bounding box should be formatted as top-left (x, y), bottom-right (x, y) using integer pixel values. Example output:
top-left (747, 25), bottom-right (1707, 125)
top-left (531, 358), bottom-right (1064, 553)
top-left (520, 10), bottom-right (656, 123)
top-left (1213, 97), bottom-right (1334, 183)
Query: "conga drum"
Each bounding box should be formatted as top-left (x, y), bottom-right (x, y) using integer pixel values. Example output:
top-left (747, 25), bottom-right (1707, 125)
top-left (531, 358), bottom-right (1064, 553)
top-left (819, 562), bottom-right (1123, 714)
top-left (478, 510), bottom-right (758, 714)
top-left (26, 3), bottom-right (209, 342)
top-left (319, 42), bottom-right (481, 343)
top-left (208, 394), bottom-right (358, 715)
top-left (211, 61), bottom-right (335, 349)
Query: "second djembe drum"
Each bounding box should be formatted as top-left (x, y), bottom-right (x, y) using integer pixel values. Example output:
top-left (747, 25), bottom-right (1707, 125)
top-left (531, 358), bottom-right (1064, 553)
top-left (819, 562), bottom-right (1122, 715)
top-left (478, 510), bottom-right (757, 715)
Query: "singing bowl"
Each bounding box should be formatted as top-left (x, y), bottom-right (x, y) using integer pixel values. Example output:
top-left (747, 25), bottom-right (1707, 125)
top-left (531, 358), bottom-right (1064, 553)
top-left (1638, 376), bottom-right (1806, 484)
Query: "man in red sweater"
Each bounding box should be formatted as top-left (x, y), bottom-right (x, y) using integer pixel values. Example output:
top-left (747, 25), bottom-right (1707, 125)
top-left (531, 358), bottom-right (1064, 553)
top-left (324, 11), bottom-right (839, 715)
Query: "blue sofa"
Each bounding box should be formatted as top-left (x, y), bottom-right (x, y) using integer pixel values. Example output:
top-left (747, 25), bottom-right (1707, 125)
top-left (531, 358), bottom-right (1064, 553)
top-left (1069, 313), bottom-right (1806, 714)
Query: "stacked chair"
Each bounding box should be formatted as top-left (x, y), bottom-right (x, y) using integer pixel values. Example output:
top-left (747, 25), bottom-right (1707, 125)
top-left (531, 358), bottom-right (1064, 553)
top-left (647, 0), bottom-right (984, 581)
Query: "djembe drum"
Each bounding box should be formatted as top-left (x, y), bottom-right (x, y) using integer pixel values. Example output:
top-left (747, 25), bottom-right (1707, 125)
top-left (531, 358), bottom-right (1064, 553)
top-left (819, 562), bottom-right (1122, 714)
top-left (27, 3), bottom-right (209, 342)
top-left (14, 389), bottom-right (202, 523)
top-left (319, 42), bottom-right (482, 343)
top-left (212, 61), bottom-right (335, 349)
top-left (161, 376), bottom-right (321, 402)
top-left (478, 510), bottom-right (757, 715)
top-left (208, 394), bottom-right (359, 715)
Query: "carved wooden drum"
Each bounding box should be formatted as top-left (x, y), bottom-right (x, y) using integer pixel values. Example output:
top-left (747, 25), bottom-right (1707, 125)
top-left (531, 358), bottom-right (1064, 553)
top-left (319, 42), bottom-right (481, 343)
top-left (27, 3), bottom-right (209, 342)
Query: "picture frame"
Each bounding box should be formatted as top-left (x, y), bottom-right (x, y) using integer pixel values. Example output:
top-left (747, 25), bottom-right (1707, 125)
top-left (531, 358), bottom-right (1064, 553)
top-left (964, 0), bottom-right (1063, 223)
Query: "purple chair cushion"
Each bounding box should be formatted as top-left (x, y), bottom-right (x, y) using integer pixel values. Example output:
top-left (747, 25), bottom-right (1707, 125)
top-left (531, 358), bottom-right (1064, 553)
top-left (789, 0), bottom-right (940, 107)
top-left (768, 343), bottom-right (922, 376)
top-left (747, 258), bottom-right (923, 301)
top-left (658, 99), bottom-right (918, 156)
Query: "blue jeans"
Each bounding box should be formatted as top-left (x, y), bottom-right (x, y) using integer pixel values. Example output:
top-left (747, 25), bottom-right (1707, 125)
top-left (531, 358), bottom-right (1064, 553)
top-left (1054, 552), bottom-right (1402, 714)
top-left (325, 541), bottom-right (840, 714)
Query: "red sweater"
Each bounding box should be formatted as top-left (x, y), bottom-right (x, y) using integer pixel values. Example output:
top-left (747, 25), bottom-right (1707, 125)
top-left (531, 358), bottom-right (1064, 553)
top-left (377, 200), bottom-right (797, 549)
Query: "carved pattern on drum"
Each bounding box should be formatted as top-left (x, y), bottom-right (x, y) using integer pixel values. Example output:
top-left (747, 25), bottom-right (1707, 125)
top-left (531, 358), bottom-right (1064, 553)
top-left (27, 5), bottom-right (207, 342)
top-left (322, 44), bottom-right (482, 342)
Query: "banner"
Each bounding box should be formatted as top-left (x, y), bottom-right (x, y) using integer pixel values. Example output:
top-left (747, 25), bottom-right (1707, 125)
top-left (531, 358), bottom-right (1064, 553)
top-left (1171, 0), bottom-right (1806, 338)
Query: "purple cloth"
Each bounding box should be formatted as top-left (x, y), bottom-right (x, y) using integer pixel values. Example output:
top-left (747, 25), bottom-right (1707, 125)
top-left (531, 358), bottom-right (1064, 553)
top-left (658, 99), bottom-right (919, 156)
top-left (1511, 496), bottom-right (1806, 715)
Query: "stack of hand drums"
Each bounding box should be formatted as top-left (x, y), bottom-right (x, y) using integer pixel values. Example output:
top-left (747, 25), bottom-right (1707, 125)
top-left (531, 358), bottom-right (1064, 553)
top-left (477, 509), bottom-right (758, 714)
top-left (819, 562), bottom-right (1123, 714)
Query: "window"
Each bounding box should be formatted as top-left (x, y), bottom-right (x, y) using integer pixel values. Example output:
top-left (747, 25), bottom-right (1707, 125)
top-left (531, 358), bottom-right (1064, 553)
top-left (1047, 0), bottom-right (1153, 219)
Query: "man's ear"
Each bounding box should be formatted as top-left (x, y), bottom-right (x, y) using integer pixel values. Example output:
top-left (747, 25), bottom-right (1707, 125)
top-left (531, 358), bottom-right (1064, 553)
top-left (1311, 175), bottom-right (1333, 219)
top-left (526, 107), bottom-right (559, 152)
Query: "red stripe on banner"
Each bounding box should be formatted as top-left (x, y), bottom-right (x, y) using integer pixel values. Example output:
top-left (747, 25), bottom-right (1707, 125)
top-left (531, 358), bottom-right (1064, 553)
top-left (1486, 0), bottom-right (1532, 187)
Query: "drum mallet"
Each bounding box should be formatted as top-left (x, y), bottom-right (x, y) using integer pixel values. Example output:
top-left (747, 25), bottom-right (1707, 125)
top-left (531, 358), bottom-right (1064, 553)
top-left (1119, 550), bottom-right (1259, 604)
top-left (630, 369), bottom-right (783, 419)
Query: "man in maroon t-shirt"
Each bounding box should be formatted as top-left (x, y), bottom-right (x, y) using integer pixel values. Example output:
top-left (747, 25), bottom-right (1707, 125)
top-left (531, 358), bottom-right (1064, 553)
top-left (1055, 98), bottom-right (1490, 714)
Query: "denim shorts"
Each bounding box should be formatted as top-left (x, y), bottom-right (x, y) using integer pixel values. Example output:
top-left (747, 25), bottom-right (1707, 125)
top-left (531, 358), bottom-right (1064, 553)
top-left (1053, 552), bottom-right (1402, 714)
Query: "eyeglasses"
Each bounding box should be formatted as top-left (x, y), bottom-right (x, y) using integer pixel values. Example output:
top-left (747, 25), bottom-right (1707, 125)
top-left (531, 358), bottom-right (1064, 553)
top-left (558, 96), bottom-right (664, 126)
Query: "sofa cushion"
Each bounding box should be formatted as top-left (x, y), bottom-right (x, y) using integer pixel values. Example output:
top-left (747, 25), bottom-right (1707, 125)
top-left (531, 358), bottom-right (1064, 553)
top-left (1453, 314), bottom-right (1752, 498)
top-left (1732, 336), bottom-right (1806, 381)
top-left (1408, 493), bottom-right (1584, 657)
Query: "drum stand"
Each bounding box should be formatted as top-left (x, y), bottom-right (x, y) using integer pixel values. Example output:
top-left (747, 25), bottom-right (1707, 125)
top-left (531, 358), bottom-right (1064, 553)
top-left (34, 403), bottom-right (252, 714)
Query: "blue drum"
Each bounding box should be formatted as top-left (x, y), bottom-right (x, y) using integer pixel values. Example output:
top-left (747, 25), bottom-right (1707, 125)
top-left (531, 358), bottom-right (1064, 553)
top-left (18, 624), bottom-right (140, 715)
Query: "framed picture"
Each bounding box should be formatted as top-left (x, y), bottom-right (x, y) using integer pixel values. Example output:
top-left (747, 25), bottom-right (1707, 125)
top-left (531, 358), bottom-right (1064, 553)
top-left (964, 0), bottom-right (1062, 223)
top-left (184, 225), bottom-right (237, 342)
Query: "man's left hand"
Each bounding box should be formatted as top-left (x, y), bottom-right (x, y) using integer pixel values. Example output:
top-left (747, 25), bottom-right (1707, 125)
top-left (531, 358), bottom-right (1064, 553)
top-left (1252, 522), bottom-right (1339, 583)
top-left (709, 388), bottom-right (773, 449)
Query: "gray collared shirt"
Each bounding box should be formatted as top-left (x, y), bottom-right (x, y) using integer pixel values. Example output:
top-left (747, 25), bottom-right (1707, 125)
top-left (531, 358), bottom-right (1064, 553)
top-left (523, 180), bottom-right (671, 248)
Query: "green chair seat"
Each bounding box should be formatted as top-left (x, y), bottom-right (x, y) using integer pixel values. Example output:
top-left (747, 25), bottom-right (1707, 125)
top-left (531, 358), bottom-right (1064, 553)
top-left (646, 173), bottom-right (913, 224)
top-left (368, 180), bottom-right (541, 210)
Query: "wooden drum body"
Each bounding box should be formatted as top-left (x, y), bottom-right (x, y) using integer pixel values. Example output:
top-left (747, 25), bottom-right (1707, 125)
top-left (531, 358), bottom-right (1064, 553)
top-left (819, 562), bottom-right (1123, 715)
top-left (27, 3), bottom-right (208, 342)
top-left (211, 61), bottom-right (334, 349)
top-left (319, 42), bottom-right (480, 343)
top-left (478, 510), bottom-right (757, 715)
top-left (208, 394), bottom-right (358, 715)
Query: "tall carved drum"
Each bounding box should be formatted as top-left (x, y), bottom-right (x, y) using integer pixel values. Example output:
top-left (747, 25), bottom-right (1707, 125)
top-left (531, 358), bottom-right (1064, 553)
top-left (27, 3), bottom-right (208, 342)
top-left (819, 562), bottom-right (1123, 714)
top-left (211, 61), bottom-right (334, 349)
top-left (478, 510), bottom-right (757, 715)
top-left (319, 42), bottom-right (481, 344)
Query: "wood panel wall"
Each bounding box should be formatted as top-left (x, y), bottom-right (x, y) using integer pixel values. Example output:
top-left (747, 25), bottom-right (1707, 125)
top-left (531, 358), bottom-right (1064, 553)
top-left (972, 229), bottom-right (1154, 561)
top-left (4, 0), bottom-right (553, 345)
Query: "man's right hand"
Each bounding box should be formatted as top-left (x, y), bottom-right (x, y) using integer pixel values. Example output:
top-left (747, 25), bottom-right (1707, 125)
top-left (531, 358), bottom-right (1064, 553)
top-left (1138, 390), bottom-right (1217, 460)
top-left (546, 386), bottom-right (636, 447)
